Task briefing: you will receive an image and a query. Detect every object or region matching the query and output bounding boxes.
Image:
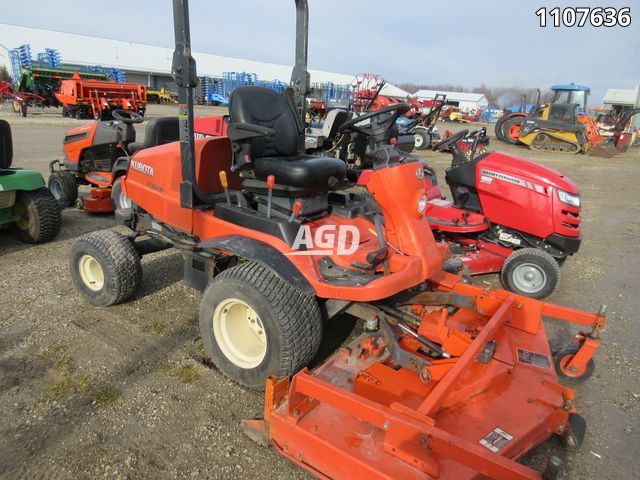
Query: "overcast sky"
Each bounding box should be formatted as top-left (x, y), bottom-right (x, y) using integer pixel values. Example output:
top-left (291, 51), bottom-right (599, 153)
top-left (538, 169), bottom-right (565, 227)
top-left (2, 0), bottom-right (639, 103)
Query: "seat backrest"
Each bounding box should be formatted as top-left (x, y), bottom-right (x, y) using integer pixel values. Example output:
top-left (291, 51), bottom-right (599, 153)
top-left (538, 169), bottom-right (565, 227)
top-left (229, 86), bottom-right (301, 158)
top-left (0, 119), bottom-right (13, 169)
top-left (143, 117), bottom-right (180, 148)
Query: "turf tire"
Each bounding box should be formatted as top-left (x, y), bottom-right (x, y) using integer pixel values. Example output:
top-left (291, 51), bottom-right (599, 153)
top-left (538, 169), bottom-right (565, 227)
top-left (48, 170), bottom-right (78, 207)
top-left (500, 248), bottom-right (560, 299)
top-left (12, 188), bottom-right (61, 243)
top-left (199, 261), bottom-right (322, 389)
top-left (69, 230), bottom-right (142, 306)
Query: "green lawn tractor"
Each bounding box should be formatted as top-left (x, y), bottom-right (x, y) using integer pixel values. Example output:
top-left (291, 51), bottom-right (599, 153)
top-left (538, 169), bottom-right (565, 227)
top-left (0, 119), bottom-right (61, 243)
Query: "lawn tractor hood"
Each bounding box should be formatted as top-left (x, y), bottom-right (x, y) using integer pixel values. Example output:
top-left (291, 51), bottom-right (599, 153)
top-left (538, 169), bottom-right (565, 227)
top-left (483, 152), bottom-right (579, 195)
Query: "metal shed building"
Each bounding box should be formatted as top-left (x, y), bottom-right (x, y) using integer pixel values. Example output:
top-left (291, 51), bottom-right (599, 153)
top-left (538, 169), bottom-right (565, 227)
top-left (413, 89), bottom-right (489, 111)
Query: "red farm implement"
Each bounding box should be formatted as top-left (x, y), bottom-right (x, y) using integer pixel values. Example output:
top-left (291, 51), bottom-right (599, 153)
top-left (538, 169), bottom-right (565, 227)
top-left (0, 80), bottom-right (46, 117)
top-left (55, 73), bottom-right (147, 120)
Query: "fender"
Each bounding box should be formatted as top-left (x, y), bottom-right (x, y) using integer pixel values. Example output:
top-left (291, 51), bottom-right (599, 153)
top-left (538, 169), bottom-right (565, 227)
top-left (198, 235), bottom-right (315, 295)
top-left (112, 157), bottom-right (130, 176)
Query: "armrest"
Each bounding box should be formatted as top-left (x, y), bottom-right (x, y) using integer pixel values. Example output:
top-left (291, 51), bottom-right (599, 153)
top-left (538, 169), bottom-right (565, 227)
top-left (227, 122), bottom-right (276, 141)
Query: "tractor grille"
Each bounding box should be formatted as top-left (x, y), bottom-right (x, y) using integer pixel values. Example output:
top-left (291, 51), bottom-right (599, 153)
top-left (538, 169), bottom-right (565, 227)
top-left (0, 191), bottom-right (16, 209)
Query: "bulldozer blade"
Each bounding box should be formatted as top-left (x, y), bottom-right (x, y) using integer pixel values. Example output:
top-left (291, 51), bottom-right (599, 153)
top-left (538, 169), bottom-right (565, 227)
top-left (589, 143), bottom-right (620, 158)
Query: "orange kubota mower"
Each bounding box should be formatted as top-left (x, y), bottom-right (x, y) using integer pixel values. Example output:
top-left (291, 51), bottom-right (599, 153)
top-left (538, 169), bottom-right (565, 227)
top-left (69, 1), bottom-right (607, 478)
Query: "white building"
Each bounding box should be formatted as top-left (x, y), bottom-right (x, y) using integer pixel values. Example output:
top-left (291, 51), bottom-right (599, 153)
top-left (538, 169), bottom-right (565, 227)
top-left (413, 89), bottom-right (489, 111)
top-left (602, 86), bottom-right (640, 108)
top-left (0, 23), bottom-right (359, 90)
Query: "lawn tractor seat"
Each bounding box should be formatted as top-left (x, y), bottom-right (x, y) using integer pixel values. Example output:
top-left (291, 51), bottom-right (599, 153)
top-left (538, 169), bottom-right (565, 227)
top-left (128, 117), bottom-right (180, 154)
top-left (228, 86), bottom-right (346, 193)
top-left (0, 119), bottom-right (13, 169)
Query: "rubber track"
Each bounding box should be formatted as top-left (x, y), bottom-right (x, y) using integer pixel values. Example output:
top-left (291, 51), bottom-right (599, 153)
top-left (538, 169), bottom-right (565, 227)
top-left (214, 261), bottom-right (323, 376)
top-left (16, 188), bottom-right (61, 243)
top-left (74, 230), bottom-right (142, 305)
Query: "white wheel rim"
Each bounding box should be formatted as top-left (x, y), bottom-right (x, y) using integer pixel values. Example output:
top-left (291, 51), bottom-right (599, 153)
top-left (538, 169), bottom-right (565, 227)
top-left (50, 180), bottom-right (62, 200)
top-left (118, 189), bottom-right (131, 209)
top-left (414, 134), bottom-right (424, 148)
top-left (512, 262), bottom-right (546, 294)
top-left (212, 298), bottom-right (267, 369)
top-left (78, 254), bottom-right (105, 291)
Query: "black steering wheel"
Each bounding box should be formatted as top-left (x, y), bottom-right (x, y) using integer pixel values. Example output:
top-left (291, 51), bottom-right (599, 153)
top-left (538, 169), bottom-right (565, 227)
top-left (338, 103), bottom-right (412, 136)
top-left (112, 109), bottom-right (144, 124)
top-left (433, 129), bottom-right (469, 151)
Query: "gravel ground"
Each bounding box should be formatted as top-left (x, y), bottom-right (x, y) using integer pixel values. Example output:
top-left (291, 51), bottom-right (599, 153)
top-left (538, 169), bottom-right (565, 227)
top-left (0, 103), bottom-right (638, 479)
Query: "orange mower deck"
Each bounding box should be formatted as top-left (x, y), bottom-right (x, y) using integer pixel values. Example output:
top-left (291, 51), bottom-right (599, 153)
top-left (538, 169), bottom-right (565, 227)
top-left (245, 275), bottom-right (606, 480)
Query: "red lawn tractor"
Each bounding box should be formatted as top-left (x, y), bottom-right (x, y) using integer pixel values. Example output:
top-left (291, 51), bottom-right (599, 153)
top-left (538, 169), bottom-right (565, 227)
top-left (68, 1), bottom-right (606, 478)
top-left (48, 110), bottom-right (179, 213)
top-left (337, 111), bottom-right (577, 299)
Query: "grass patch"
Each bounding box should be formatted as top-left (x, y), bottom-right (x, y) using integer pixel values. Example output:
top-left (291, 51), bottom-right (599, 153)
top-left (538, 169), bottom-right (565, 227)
top-left (175, 365), bottom-right (200, 384)
top-left (93, 385), bottom-right (122, 406)
top-left (158, 363), bottom-right (201, 384)
top-left (143, 321), bottom-right (167, 334)
top-left (48, 374), bottom-right (91, 399)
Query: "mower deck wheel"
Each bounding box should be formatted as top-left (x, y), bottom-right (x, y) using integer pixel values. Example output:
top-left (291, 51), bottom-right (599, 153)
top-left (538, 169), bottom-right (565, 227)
top-left (500, 248), bottom-right (560, 299)
top-left (48, 170), bottom-right (78, 207)
top-left (11, 188), bottom-right (61, 243)
top-left (69, 230), bottom-right (142, 306)
top-left (199, 261), bottom-right (322, 389)
top-left (554, 345), bottom-right (595, 383)
top-left (413, 129), bottom-right (430, 150)
top-left (560, 413), bottom-right (587, 448)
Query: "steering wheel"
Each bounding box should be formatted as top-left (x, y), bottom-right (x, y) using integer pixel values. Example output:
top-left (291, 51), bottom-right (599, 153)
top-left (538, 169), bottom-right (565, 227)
top-left (112, 109), bottom-right (144, 124)
top-left (338, 103), bottom-right (412, 136)
top-left (433, 129), bottom-right (469, 151)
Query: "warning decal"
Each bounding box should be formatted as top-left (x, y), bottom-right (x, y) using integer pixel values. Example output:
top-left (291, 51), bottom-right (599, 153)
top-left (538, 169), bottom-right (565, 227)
top-left (480, 428), bottom-right (514, 453)
top-left (517, 348), bottom-right (552, 370)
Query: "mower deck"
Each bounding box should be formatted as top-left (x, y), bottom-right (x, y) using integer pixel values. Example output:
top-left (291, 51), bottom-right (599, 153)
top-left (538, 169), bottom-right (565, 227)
top-left (246, 278), bottom-right (605, 480)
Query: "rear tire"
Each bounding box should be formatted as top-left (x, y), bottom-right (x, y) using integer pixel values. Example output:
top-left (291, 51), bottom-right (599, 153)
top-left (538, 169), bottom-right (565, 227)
top-left (69, 230), bottom-right (142, 306)
top-left (500, 248), bottom-right (560, 299)
top-left (413, 129), bottom-right (430, 150)
top-left (48, 171), bottom-right (78, 207)
top-left (503, 117), bottom-right (524, 145)
top-left (199, 261), bottom-right (322, 389)
top-left (11, 188), bottom-right (61, 243)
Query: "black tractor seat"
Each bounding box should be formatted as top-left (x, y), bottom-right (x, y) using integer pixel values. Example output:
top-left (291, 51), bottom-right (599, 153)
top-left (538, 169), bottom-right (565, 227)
top-left (128, 117), bottom-right (180, 154)
top-left (228, 86), bottom-right (346, 191)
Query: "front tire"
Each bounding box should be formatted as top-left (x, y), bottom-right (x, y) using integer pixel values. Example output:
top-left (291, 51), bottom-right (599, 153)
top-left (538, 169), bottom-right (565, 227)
top-left (500, 248), bottom-right (560, 299)
top-left (111, 176), bottom-right (131, 211)
top-left (69, 230), bottom-right (142, 306)
top-left (12, 188), bottom-right (61, 243)
top-left (494, 114), bottom-right (509, 141)
top-left (199, 261), bottom-right (322, 389)
top-left (503, 117), bottom-right (524, 145)
top-left (48, 171), bottom-right (78, 207)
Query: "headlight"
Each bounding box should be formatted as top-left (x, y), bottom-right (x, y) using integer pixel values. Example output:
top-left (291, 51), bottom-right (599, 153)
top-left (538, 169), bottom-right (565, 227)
top-left (418, 194), bottom-right (428, 214)
top-left (557, 189), bottom-right (580, 208)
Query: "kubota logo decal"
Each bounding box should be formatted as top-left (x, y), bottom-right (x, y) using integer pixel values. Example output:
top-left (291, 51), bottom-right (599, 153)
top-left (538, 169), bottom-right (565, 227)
top-left (130, 160), bottom-right (154, 176)
top-left (286, 225), bottom-right (360, 256)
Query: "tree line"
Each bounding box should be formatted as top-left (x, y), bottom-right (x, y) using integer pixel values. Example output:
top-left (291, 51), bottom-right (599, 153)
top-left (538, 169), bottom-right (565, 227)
top-left (397, 82), bottom-right (552, 108)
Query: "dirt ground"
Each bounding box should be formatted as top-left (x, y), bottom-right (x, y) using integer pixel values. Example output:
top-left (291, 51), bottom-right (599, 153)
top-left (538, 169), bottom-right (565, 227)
top-left (0, 103), bottom-right (638, 480)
